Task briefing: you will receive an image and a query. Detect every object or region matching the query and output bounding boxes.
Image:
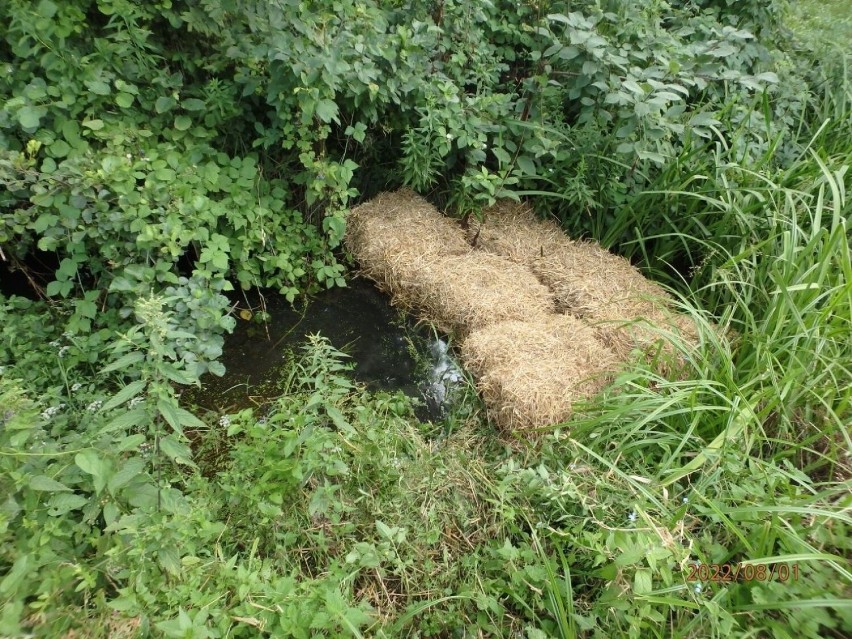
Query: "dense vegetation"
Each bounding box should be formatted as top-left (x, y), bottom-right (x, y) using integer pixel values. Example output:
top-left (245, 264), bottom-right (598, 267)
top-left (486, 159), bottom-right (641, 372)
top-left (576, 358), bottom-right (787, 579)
top-left (1, 0), bottom-right (849, 637)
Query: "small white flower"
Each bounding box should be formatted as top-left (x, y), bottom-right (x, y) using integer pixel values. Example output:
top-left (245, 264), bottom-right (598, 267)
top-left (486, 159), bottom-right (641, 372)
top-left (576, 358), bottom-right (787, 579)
top-left (219, 415), bottom-right (231, 427)
top-left (628, 510), bottom-right (637, 523)
top-left (70, 383), bottom-right (82, 392)
top-left (49, 340), bottom-right (61, 348)
top-left (446, 133), bottom-right (453, 140)
top-left (694, 583), bottom-right (702, 594)
top-left (62, 331), bottom-right (72, 339)
top-left (126, 153), bottom-right (132, 160)
top-left (40, 405), bottom-right (62, 420)
top-left (682, 496), bottom-right (689, 504)
top-left (86, 400), bottom-right (103, 412)
top-left (58, 346), bottom-right (70, 358)
top-left (129, 396), bottom-right (144, 408)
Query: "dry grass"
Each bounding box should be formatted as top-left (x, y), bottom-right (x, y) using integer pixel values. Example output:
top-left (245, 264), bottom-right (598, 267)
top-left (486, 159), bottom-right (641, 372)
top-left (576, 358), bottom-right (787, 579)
top-left (586, 306), bottom-right (701, 370)
top-left (345, 188), bottom-right (472, 287)
top-left (472, 200), bottom-right (701, 362)
top-left (469, 200), bottom-right (569, 262)
top-left (390, 251), bottom-right (555, 335)
top-left (346, 190), bottom-right (553, 335)
top-left (461, 315), bottom-right (619, 431)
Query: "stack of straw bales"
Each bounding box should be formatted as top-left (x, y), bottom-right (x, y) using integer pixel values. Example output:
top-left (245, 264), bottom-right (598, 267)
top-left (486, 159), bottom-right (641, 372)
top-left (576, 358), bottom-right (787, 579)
top-left (346, 190), bottom-right (699, 432)
top-left (470, 201), bottom-right (699, 362)
top-left (346, 189), bottom-right (554, 335)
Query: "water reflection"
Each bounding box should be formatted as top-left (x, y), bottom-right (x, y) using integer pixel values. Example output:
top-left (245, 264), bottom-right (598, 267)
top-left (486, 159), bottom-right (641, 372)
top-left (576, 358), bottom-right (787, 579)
top-left (188, 278), bottom-right (463, 422)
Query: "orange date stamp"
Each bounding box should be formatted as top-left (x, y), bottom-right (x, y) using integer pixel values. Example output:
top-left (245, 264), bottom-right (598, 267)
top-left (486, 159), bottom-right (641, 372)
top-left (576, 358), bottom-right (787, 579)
top-left (685, 562), bottom-right (800, 583)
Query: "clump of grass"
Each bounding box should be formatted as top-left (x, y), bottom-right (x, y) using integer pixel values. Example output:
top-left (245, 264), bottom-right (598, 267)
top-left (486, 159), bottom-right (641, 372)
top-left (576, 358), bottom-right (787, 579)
top-left (512, 81), bottom-right (852, 637)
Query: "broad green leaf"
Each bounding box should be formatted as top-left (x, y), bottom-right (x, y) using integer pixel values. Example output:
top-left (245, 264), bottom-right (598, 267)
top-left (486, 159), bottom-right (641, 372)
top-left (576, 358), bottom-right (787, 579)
top-left (491, 146), bottom-right (511, 165)
top-left (515, 155), bottom-right (536, 176)
top-left (30, 475), bottom-right (72, 492)
top-left (558, 45), bottom-right (580, 60)
top-left (47, 493), bottom-right (89, 516)
top-left (17, 106), bottom-right (41, 129)
top-left (211, 252), bottom-right (229, 270)
top-left (0, 556), bottom-right (30, 594)
top-left (376, 520), bottom-right (395, 540)
top-left (159, 435), bottom-right (195, 467)
top-left (100, 408), bottom-right (148, 435)
top-left (157, 399), bottom-right (184, 434)
top-left (316, 98), bottom-right (339, 124)
top-left (101, 351), bottom-right (145, 374)
top-left (326, 405), bottom-right (353, 433)
top-left (82, 119), bottom-right (104, 130)
top-left (208, 361), bottom-right (226, 376)
top-left (623, 79), bottom-right (645, 95)
top-left (108, 458), bottom-right (146, 493)
top-left (101, 380), bottom-right (146, 412)
top-left (158, 363), bottom-right (194, 385)
top-left (37, 0), bottom-right (57, 18)
top-left (75, 450), bottom-right (106, 477)
top-left (174, 115), bottom-right (192, 130)
top-left (689, 112), bottom-right (721, 127)
top-left (634, 568), bottom-right (653, 595)
top-left (103, 501), bottom-right (119, 526)
top-left (175, 406), bottom-right (206, 429)
top-left (45, 280), bottom-right (64, 297)
top-left (158, 546), bottom-right (181, 576)
top-left (155, 96), bottom-right (176, 113)
top-left (49, 140), bottom-right (71, 157)
top-left (116, 433), bottom-right (147, 451)
top-left (115, 92), bottom-right (134, 108)
top-left (25, 84), bottom-right (47, 100)
top-left (181, 98), bottom-right (205, 111)
top-left (85, 79), bottom-right (111, 96)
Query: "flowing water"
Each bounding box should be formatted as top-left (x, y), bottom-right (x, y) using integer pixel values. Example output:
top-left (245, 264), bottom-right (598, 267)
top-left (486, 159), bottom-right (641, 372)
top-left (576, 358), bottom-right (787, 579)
top-left (188, 278), bottom-right (463, 421)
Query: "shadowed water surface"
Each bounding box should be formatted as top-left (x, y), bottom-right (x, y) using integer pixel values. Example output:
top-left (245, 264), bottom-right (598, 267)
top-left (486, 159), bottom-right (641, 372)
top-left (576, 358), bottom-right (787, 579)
top-left (189, 279), bottom-right (461, 421)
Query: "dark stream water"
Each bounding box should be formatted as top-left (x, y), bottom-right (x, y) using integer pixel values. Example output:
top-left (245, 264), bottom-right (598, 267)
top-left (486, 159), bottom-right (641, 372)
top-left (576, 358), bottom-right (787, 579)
top-left (187, 278), bottom-right (462, 421)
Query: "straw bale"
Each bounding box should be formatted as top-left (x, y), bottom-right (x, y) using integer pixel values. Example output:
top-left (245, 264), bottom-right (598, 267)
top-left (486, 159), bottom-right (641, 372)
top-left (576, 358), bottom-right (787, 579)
top-left (345, 188), bottom-right (472, 285)
top-left (461, 315), bottom-right (619, 431)
top-left (471, 200), bottom-right (669, 313)
top-left (391, 251), bottom-right (555, 335)
top-left (468, 200), bottom-right (569, 262)
top-left (471, 199), bottom-right (700, 360)
top-left (586, 307), bottom-right (701, 374)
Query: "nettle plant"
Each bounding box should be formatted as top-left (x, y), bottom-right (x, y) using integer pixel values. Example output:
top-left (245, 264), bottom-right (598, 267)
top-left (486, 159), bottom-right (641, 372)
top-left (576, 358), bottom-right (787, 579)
top-left (0, 292), bottom-right (209, 633)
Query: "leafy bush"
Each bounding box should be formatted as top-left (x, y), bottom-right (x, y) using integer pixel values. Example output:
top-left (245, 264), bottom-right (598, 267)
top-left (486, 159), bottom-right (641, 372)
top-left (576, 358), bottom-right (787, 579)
top-left (1, 0), bottom-right (850, 637)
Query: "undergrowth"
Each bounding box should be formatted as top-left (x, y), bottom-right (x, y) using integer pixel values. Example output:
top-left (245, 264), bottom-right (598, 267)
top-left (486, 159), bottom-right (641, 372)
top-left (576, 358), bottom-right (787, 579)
top-left (1, 0), bottom-right (850, 638)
